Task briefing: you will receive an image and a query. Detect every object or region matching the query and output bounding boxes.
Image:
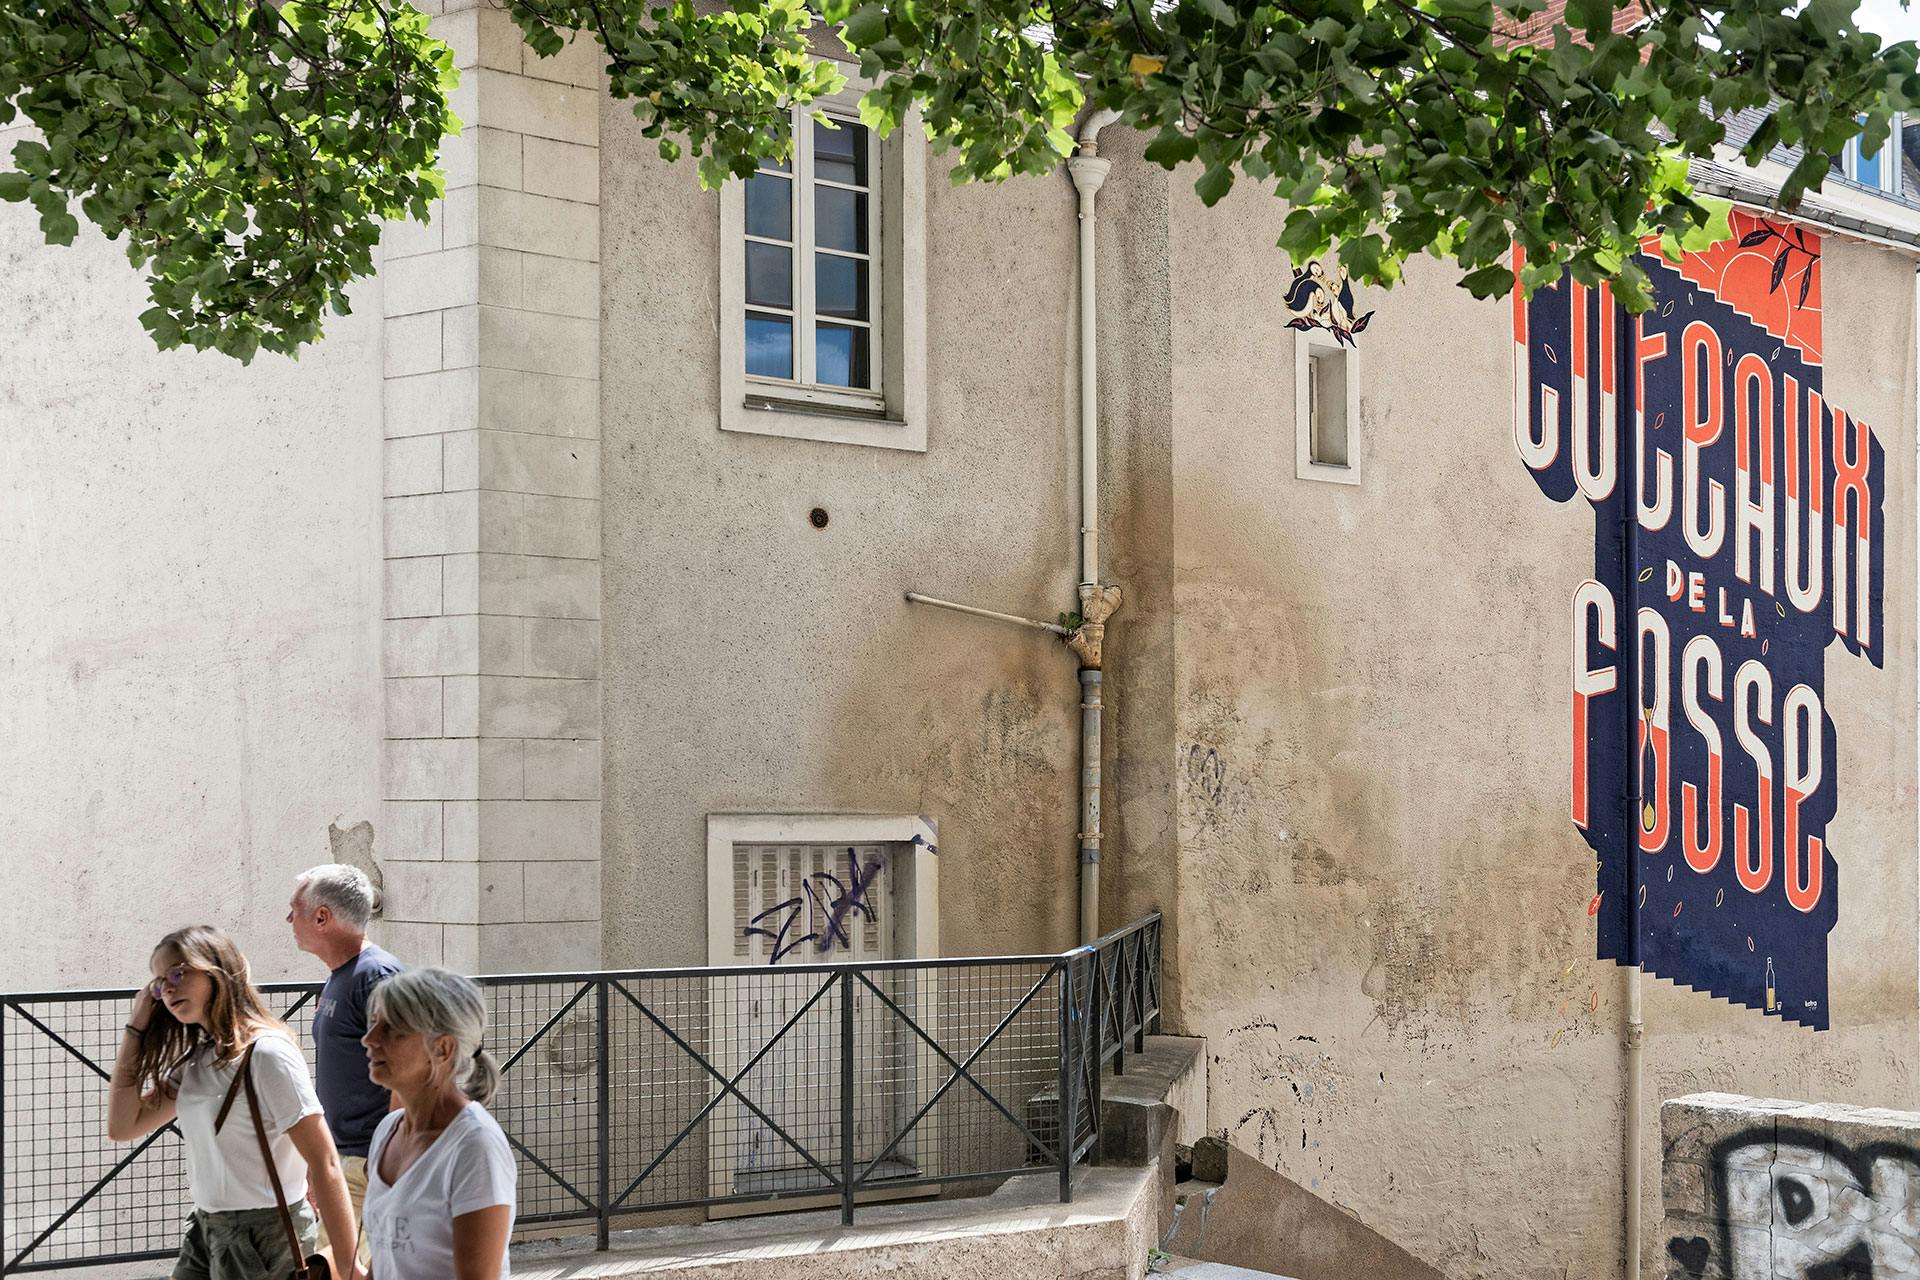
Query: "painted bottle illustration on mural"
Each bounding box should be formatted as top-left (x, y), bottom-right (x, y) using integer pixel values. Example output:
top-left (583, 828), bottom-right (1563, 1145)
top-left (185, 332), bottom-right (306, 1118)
top-left (1640, 700), bottom-right (1658, 833)
top-left (1766, 957), bottom-right (1777, 1012)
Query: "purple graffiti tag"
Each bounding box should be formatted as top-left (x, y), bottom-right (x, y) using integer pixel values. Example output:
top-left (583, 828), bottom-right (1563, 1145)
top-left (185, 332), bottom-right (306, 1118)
top-left (814, 850), bottom-right (881, 954)
top-left (743, 897), bottom-right (815, 964)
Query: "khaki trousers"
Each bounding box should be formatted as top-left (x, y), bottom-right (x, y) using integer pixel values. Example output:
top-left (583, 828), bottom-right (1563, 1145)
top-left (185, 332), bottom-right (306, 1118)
top-left (314, 1155), bottom-right (372, 1270)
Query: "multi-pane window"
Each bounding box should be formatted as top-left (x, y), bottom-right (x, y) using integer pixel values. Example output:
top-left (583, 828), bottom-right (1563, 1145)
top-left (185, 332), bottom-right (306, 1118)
top-left (742, 113), bottom-right (880, 398)
top-left (1832, 112), bottom-right (1915, 201)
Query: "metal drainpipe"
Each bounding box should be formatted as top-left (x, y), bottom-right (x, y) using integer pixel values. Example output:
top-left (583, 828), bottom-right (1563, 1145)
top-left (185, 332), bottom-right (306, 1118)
top-left (1620, 294), bottom-right (1645, 1280)
top-left (1067, 109), bottom-right (1122, 944)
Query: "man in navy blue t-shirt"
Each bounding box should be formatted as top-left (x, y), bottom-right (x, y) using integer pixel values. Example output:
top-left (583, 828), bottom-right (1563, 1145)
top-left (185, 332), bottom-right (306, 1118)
top-left (291, 863), bottom-right (404, 1266)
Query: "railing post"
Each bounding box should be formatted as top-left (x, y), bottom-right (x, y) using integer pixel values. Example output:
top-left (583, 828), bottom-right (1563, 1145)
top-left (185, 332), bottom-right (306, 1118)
top-left (1113, 942), bottom-right (1127, 1077)
top-left (841, 967), bottom-right (856, 1227)
top-left (1132, 934), bottom-right (1147, 1054)
top-left (1088, 954), bottom-right (1103, 1167)
top-left (595, 978), bottom-right (611, 1252)
top-left (1057, 960), bottom-right (1074, 1204)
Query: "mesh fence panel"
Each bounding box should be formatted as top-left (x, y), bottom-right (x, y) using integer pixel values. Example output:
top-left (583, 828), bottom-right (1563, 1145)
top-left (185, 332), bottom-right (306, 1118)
top-left (1, 918), bottom-right (1159, 1273)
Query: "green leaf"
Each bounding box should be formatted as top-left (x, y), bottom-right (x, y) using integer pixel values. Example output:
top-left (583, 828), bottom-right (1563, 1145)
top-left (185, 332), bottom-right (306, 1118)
top-left (1195, 164), bottom-right (1234, 206)
top-left (1143, 130), bottom-right (1199, 167)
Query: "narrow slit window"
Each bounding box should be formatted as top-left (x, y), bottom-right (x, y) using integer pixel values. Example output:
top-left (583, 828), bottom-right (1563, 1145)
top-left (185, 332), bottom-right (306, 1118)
top-left (1308, 346), bottom-right (1350, 468)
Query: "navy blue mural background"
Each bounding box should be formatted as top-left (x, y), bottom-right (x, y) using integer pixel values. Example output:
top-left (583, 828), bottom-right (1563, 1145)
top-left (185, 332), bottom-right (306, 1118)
top-left (1519, 234), bottom-right (1886, 1031)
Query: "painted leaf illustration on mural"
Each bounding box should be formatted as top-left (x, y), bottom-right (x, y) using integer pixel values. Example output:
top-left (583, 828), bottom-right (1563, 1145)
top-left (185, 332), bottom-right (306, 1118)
top-left (1512, 209), bottom-right (1886, 1030)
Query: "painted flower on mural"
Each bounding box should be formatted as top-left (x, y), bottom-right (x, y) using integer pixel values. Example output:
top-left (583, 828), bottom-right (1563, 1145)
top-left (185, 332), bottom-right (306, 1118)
top-left (1282, 262), bottom-right (1376, 347)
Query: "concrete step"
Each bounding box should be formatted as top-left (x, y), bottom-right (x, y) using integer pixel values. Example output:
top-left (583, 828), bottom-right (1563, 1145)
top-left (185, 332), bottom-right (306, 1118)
top-left (1153, 1254), bottom-right (1302, 1280)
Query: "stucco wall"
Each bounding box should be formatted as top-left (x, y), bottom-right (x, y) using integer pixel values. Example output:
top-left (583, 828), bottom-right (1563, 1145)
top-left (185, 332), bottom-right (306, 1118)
top-left (598, 92), bottom-right (1098, 967)
top-left (1156, 159), bottom-right (1919, 1279)
top-left (0, 166), bottom-right (386, 991)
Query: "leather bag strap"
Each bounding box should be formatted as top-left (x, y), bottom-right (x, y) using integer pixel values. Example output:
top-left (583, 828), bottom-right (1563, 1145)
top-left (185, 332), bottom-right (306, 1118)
top-left (238, 1040), bottom-right (311, 1267)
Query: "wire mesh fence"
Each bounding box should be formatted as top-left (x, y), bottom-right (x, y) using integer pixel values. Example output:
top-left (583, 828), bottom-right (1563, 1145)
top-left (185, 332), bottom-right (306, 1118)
top-left (1, 914), bottom-right (1159, 1275)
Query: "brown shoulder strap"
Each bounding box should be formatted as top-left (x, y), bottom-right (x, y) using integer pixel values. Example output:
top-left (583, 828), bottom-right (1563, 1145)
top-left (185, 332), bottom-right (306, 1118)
top-left (212, 1047), bottom-right (246, 1135)
top-left (238, 1040), bottom-right (310, 1265)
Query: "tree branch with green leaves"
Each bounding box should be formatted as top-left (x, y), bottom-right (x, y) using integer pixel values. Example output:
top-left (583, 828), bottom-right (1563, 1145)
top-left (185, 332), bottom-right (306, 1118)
top-left (3, 0), bottom-right (1913, 361)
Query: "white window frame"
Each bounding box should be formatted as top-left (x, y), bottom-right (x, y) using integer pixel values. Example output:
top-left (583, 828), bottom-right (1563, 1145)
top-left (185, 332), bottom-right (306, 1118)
top-left (1840, 112), bottom-right (1904, 198)
top-left (1294, 330), bottom-right (1361, 485)
top-left (719, 85), bottom-right (928, 452)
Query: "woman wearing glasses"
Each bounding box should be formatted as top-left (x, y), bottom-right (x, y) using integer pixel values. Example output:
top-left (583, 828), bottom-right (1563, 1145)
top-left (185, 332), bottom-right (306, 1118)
top-left (108, 925), bottom-right (360, 1280)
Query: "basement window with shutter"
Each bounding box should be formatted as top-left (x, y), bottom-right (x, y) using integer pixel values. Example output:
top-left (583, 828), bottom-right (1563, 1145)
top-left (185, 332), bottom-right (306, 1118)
top-left (1294, 330), bottom-right (1362, 485)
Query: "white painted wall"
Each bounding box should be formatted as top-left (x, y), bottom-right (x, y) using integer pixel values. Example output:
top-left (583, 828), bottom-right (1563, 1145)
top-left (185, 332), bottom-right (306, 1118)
top-left (0, 155), bottom-right (386, 992)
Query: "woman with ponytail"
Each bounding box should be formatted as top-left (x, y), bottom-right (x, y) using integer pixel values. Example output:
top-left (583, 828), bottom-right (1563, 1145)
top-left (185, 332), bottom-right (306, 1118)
top-left (359, 968), bottom-right (515, 1279)
top-left (108, 925), bottom-right (358, 1280)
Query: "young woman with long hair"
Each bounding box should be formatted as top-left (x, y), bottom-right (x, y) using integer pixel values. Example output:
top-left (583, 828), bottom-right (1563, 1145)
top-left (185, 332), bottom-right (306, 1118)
top-left (108, 925), bottom-right (360, 1280)
top-left (359, 967), bottom-right (515, 1279)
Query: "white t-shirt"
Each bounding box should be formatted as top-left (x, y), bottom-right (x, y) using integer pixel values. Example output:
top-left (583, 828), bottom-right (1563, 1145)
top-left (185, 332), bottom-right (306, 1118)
top-left (363, 1103), bottom-right (516, 1280)
top-left (171, 1032), bottom-right (324, 1212)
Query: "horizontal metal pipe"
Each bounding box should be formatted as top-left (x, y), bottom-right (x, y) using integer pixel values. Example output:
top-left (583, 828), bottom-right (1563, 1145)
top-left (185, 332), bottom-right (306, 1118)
top-left (904, 591), bottom-right (1071, 636)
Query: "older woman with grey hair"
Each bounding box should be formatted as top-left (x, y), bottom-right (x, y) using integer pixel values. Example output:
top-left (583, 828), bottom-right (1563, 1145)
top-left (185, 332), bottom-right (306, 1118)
top-left (359, 968), bottom-right (515, 1279)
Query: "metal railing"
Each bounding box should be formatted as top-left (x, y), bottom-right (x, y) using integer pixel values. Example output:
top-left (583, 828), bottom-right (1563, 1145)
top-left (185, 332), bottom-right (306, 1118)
top-left (0, 914), bottom-right (1159, 1274)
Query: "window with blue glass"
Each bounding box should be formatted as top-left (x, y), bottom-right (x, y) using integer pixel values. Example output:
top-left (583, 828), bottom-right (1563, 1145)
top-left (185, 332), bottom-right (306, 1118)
top-left (742, 112), bottom-right (880, 398)
top-left (1834, 112), bottom-right (1911, 200)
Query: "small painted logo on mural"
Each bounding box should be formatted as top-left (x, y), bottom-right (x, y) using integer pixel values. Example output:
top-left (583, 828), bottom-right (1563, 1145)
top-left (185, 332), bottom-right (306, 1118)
top-left (1512, 213), bottom-right (1887, 1030)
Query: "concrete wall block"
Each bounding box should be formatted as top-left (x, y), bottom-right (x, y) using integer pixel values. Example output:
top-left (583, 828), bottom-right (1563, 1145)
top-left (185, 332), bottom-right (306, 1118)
top-left (524, 739), bottom-right (600, 800)
top-left (477, 491), bottom-right (600, 559)
top-left (480, 736), bottom-right (525, 799)
top-left (443, 185), bottom-right (480, 249)
top-left (443, 552), bottom-right (480, 614)
top-left (522, 31), bottom-right (605, 87)
top-left (443, 801), bottom-right (479, 862)
top-left (384, 738), bottom-right (480, 801)
top-left (479, 613), bottom-right (527, 675)
top-left (520, 255), bottom-right (600, 321)
top-left (478, 305), bottom-right (599, 379)
top-left (522, 137), bottom-right (600, 205)
top-left (524, 618), bottom-right (600, 679)
top-left (443, 431), bottom-right (481, 493)
top-left (443, 304), bottom-right (481, 370)
top-left (439, 125), bottom-right (479, 191)
top-left (385, 556), bottom-right (443, 619)
top-left (385, 676), bottom-right (444, 739)
top-left (475, 69), bottom-right (597, 147)
top-left (478, 429), bottom-right (599, 498)
top-left (381, 801), bottom-right (443, 862)
top-left (382, 203), bottom-right (443, 259)
top-left (477, 676), bottom-right (600, 739)
top-left (476, 799), bottom-right (599, 861)
top-left (475, 553), bottom-right (599, 619)
top-left (443, 674), bottom-right (480, 737)
top-left (476, 127), bottom-right (524, 190)
top-left (441, 923), bottom-right (481, 974)
top-left (384, 615), bottom-right (479, 677)
top-left (386, 247), bottom-right (480, 317)
top-left (475, 8), bottom-right (525, 73)
top-left (433, 9), bottom-right (478, 69)
top-left (384, 434), bottom-right (445, 498)
top-left (477, 188), bottom-right (598, 262)
top-left (479, 861), bottom-right (526, 924)
top-left (479, 247), bottom-right (524, 308)
top-left (385, 490), bottom-right (479, 558)
top-left (383, 311), bottom-right (443, 378)
top-left (524, 859), bottom-right (600, 923)
top-left (374, 921), bottom-right (444, 967)
top-left (385, 367), bottom-right (479, 439)
top-left (476, 921), bottom-right (599, 974)
top-left (479, 369), bottom-right (599, 439)
top-left (385, 860), bottom-right (481, 925)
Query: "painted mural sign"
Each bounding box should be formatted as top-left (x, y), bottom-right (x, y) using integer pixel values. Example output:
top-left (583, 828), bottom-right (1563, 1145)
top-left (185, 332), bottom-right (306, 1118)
top-left (1513, 213), bottom-right (1887, 1029)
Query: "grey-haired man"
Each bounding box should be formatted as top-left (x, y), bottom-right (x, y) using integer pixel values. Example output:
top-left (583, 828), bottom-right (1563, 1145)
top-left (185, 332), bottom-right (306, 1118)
top-left (290, 864), bottom-right (403, 1268)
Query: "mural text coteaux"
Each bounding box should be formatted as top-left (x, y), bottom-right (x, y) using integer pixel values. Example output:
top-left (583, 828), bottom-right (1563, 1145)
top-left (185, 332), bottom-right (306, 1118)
top-left (1513, 215), bottom-right (1886, 1029)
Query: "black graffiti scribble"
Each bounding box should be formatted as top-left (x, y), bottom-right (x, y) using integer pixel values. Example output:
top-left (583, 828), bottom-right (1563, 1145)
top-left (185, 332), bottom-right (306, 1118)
top-left (742, 848), bottom-right (883, 964)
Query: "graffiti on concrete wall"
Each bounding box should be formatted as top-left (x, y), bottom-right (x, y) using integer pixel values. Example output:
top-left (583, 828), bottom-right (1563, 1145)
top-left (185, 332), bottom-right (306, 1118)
top-left (1513, 213), bottom-right (1888, 1030)
top-left (1669, 1127), bottom-right (1920, 1278)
